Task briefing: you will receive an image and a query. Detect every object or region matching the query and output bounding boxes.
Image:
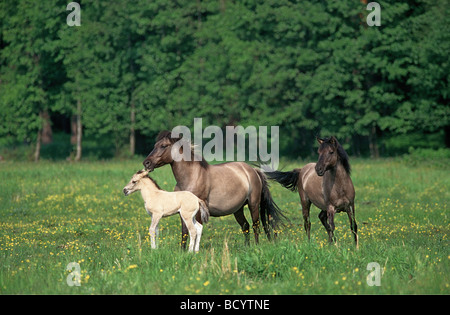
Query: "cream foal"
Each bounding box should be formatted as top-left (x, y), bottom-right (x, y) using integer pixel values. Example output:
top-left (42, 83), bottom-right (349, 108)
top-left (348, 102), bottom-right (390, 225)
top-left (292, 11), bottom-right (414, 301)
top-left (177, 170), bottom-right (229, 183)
top-left (123, 170), bottom-right (209, 252)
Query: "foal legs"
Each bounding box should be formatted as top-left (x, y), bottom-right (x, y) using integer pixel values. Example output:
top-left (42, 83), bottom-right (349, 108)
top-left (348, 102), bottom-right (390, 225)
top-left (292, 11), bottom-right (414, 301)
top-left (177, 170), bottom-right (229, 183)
top-left (180, 210), bottom-right (198, 252)
top-left (175, 186), bottom-right (190, 250)
top-left (149, 213), bottom-right (162, 249)
top-left (194, 222), bottom-right (203, 252)
top-left (180, 211), bottom-right (203, 250)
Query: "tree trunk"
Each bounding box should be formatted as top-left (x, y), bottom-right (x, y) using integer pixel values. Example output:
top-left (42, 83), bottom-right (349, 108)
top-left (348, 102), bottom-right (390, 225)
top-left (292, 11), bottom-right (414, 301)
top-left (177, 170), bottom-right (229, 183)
top-left (368, 125), bottom-right (379, 158)
top-left (127, 34), bottom-right (136, 157)
top-left (34, 127), bottom-right (42, 162)
top-left (445, 125), bottom-right (450, 148)
top-left (41, 110), bottom-right (53, 144)
top-left (70, 115), bottom-right (77, 145)
top-left (353, 134), bottom-right (361, 157)
top-left (130, 102), bottom-right (135, 156)
top-left (74, 99), bottom-right (82, 161)
top-left (34, 110), bottom-right (49, 162)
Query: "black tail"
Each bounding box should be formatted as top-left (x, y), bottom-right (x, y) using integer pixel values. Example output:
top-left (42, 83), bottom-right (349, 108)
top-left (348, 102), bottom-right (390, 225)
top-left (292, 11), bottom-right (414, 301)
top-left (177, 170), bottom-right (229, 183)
top-left (265, 169), bottom-right (300, 192)
top-left (255, 169), bottom-right (288, 239)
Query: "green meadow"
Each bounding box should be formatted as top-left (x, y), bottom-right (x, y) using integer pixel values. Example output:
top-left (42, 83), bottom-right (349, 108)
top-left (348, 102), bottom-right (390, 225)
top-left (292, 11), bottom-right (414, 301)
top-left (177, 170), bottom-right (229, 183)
top-left (0, 158), bottom-right (448, 294)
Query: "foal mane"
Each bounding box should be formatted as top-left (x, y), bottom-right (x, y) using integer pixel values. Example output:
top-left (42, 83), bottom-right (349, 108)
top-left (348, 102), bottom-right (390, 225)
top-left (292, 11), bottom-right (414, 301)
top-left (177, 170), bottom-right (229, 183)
top-left (155, 130), bottom-right (209, 169)
top-left (322, 137), bottom-right (351, 175)
top-left (148, 176), bottom-right (162, 190)
top-left (136, 170), bottom-right (162, 190)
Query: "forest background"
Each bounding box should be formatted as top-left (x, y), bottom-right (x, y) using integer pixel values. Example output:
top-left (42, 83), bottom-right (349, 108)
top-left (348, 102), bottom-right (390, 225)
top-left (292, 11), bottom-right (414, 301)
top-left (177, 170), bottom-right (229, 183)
top-left (0, 0), bottom-right (448, 161)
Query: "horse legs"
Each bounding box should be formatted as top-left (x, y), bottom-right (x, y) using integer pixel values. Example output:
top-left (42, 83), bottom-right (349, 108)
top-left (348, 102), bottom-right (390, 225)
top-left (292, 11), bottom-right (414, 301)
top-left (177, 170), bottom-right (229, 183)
top-left (347, 204), bottom-right (359, 249)
top-left (180, 216), bottom-right (189, 250)
top-left (245, 184), bottom-right (263, 243)
top-left (299, 193), bottom-right (311, 241)
top-left (248, 200), bottom-right (261, 245)
top-left (233, 207), bottom-right (250, 245)
top-left (326, 205), bottom-right (337, 244)
top-left (318, 210), bottom-right (334, 244)
top-left (149, 213), bottom-right (162, 249)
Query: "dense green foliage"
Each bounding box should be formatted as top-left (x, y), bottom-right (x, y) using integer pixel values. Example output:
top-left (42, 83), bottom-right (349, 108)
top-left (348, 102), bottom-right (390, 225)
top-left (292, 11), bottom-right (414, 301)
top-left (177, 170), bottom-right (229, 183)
top-left (1, 0), bottom-right (449, 159)
top-left (0, 158), bottom-right (448, 294)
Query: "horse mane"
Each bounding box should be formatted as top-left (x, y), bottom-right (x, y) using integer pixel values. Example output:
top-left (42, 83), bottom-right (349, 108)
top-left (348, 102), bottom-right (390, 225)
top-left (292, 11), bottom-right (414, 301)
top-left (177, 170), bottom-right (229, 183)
top-left (136, 170), bottom-right (162, 190)
top-left (148, 176), bottom-right (162, 190)
top-left (323, 136), bottom-right (351, 175)
top-left (156, 130), bottom-right (180, 144)
top-left (198, 158), bottom-right (209, 169)
top-left (155, 130), bottom-right (209, 169)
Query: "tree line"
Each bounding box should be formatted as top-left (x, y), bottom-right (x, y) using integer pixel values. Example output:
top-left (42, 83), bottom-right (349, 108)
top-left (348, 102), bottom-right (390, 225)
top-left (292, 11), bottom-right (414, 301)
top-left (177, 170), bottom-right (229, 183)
top-left (0, 0), bottom-right (448, 161)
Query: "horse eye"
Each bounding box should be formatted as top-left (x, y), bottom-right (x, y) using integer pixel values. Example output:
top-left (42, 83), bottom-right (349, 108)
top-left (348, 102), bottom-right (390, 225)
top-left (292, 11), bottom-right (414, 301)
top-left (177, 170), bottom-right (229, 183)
top-left (329, 151), bottom-right (334, 155)
top-left (161, 145), bottom-right (168, 149)
top-left (132, 181), bottom-right (136, 184)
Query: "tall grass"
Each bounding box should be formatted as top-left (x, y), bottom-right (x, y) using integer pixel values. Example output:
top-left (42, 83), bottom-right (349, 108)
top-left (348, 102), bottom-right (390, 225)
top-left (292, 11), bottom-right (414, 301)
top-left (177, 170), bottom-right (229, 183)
top-left (0, 158), bottom-right (448, 294)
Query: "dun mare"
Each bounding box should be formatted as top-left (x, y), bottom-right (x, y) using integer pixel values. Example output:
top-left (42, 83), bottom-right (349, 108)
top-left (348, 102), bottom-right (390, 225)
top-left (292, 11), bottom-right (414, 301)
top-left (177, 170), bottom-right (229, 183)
top-left (267, 136), bottom-right (358, 248)
top-left (123, 169), bottom-right (210, 252)
top-left (143, 131), bottom-right (285, 249)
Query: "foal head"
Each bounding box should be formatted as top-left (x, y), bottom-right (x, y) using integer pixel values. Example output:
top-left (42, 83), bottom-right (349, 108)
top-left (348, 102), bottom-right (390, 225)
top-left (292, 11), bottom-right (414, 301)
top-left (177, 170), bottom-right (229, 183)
top-left (123, 169), bottom-right (150, 196)
top-left (315, 136), bottom-right (350, 177)
top-left (143, 131), bottom-right (181, 171)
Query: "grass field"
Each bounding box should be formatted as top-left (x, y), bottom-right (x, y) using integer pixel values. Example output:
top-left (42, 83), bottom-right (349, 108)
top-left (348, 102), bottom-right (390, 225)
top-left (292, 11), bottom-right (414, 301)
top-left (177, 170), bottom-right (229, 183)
top-left (0, 158), bottom-right (448, 294)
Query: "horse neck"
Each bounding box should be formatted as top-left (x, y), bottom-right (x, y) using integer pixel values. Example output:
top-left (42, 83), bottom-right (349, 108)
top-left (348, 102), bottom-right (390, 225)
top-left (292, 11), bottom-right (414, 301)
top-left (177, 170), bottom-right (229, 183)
top-left (325, 160), bottom-right (350, 185)
top-left (170, 159), bottom-right (206, 189)
top-left (139, 178), bottom-right (160, 201)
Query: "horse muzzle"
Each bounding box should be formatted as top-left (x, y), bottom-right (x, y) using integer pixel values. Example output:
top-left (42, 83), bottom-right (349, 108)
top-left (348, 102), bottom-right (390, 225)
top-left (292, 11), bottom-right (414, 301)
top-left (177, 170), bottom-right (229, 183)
top-left (143, 159), bottom-right (155, 172)
top-left (315, 168), bottom-right (325, 177)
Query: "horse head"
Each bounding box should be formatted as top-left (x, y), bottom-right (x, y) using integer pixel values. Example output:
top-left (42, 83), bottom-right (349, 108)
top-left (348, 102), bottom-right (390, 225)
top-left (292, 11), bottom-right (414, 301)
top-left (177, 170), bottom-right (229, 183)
top-left (143, 131), bottom-right (181, 171)
top-left (315, 136), bottom-right (339, 176)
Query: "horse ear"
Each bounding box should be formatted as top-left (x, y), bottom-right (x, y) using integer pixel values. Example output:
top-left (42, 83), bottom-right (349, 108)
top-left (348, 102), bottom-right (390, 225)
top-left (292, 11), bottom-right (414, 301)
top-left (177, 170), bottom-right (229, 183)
top-left (316, 137), bottom-right (324, 145)
top-left (167, 132), bottom-right (181, 143)
top-left (170, 134), bottom-right (181, 143)
top-left (137, 169), bottom-right (149, 176)
top-left (329, 136), bottom-right (337, 147)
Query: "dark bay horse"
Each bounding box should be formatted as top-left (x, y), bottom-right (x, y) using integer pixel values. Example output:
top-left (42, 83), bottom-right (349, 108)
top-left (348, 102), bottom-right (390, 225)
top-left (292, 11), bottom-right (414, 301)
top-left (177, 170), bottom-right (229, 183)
top-left (143, 131), bottom-right (285, 248)
top-left (267, 136), bottom-right (358, 248)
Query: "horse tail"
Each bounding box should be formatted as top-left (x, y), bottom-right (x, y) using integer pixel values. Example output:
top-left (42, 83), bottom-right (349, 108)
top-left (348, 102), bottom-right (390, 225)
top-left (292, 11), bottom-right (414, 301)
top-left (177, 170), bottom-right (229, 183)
top-left (265, 169), bottom-right (300, 192)
top-left (255, 169), bottom-right (288, 239)
top-left (198, 199), bottom-right (210, 224)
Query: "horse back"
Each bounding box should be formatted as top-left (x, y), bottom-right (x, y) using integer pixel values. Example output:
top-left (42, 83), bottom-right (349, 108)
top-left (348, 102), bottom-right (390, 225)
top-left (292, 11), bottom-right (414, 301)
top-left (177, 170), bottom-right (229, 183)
top-left (205, 162), bottom-right (262, 215)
